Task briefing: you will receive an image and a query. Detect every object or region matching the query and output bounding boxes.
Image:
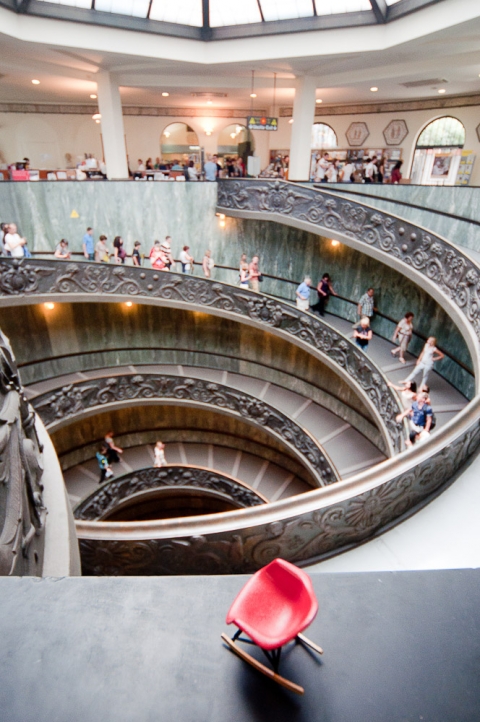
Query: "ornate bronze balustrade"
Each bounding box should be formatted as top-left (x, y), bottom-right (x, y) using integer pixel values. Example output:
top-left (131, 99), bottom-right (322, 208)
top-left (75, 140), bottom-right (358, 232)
top-left (0, 258), bottom-right (403, 454)
top-left (74, 465), bottom-right (267, 523)
top-left (31, 373), bottom-right (338, 487)
top-left (0, 331), bottom-right (46, 575)
top-left (217, 179), bottom-right (480, 377)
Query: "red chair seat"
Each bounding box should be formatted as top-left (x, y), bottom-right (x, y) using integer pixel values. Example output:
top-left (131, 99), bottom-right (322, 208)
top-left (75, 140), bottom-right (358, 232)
top-left (226, 559), bottom-right (318, 650)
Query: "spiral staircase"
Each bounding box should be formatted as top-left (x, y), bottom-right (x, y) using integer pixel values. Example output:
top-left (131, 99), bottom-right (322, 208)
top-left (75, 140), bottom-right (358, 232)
top-left (0, 179), bottom-right (479, 578)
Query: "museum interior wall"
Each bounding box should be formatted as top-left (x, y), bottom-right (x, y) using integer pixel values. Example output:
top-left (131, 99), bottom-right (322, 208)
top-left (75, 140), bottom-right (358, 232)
top-left (1, 100), bottom-right (480, 182)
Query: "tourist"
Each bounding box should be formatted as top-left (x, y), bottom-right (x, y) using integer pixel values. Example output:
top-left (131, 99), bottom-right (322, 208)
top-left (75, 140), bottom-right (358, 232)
top-left (161, 237), bottom-right (174, 270)
top-left (325, 158), bottom-right (339, 183)
top-left (113, 236), bottom-right (127, 264)
top-left (365, 156), bottom-right (377, 183)
top-left (95, 235), bottom-right (110, 263)
top-left (96, 445), bottom-right (114, 483)
top-left (179, 245), bottom-right (194, 273)
top-left (4, 223), bottom-right (26, 257)
top-left (171, 160), bottom-right (183, 171)
top-left (354, 287), bottom-right (376, 327)
top-left (391, 312), bottom-right (414, 364)
top-left (54, 239), bottom-right (71, 260)
top-left (82, 227), bottom-right (95, 260)
top-left (150, 240), bottom-right (166, 270)
top-left (145, 158), bottom-right (154, 171)
top-left (137, 159), bottom-right (145, 172)
top-left (312, 273), bottom-right (337, 317)
top-left (402, 336), bottom-right (444, 389)
top-left (390, 160), bottom-right (403, 184)
top-left (239, 254), bottom-right (250, 288)
top-left (353, 317), bottom-right (373, 352)
top-left (132, 241), bottom-right (142, 266)
top-left (202, 250), bottom-right (215, 278)
top-left (376, 156), bottom-right (385, 184)
top-left (396, 392), bottom-right (434, 438)
top-left (187, 160), bottom-right (198, 181)
top-left (387, 380), bottom-right (418, 402)
top-left (296, 276), bottom-right (311, 311)
top-left (154, 440), bottom-right (167, 468)
top-left (248, 255), bottom-right (261, 292)
top-left (314, 152), bottom-right (330, 182)
top-left (204, 155), bottom-right (218, 181)
top-left (104, 431), bottom-right (123, 464)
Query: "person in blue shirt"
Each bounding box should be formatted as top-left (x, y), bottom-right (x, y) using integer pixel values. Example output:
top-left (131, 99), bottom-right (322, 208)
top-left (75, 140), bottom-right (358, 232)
top-left (295, 276), bottom-right (311, 312)
top-left (204, 156), bottom-right (218, 182)
top-left (82, 227), bottom-right (95, 260)
top-left (396, 392), bottom-right (433, 435)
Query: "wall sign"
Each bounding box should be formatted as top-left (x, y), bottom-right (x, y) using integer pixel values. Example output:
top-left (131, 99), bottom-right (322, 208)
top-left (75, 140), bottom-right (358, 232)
top-left (383, 119), bottom-right (408, 146)
top-left (346, 122), bottom-right (370, 147)
top-left (247, 116), bottom-right (278, 131)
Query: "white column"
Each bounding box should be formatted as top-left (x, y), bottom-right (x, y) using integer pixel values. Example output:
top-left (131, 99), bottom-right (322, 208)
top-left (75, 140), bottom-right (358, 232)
top-left (96, 71), bottom-right (128, 180)
top-left (289, 76), bottom-right (317, 181)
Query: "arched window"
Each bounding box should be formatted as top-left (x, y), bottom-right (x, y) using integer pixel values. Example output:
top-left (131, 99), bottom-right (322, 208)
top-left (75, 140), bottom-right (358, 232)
top-left (160, 123), bottom-right (200, 160)
top-left (411, 116), bottom-right (466, 185)
top-left (217, 124), bottom-right (255, 159)
top-left (311, 123), bottom-right (337, 149)
top-left (416, 117), bottom-right (465, 148)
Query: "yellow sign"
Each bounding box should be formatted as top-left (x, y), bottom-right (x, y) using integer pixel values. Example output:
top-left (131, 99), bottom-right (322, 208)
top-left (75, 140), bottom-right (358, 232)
top-left (70, 210), bottom-right (79, 218)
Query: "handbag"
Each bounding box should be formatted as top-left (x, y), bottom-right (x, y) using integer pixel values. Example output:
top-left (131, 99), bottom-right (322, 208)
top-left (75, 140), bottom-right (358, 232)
top-left (258, 274), bottom-right (264, 282)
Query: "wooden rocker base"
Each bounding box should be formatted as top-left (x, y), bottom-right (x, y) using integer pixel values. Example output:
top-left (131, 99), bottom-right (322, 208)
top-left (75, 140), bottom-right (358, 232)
top-left (221, 633), bottom-right (305, 695)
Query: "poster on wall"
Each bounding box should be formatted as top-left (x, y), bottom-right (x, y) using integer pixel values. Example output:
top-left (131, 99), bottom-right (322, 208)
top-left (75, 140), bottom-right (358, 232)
top-left (455, 151), bottom-right (476, 186)
top-left (431, 153), bottom-right (452, 178)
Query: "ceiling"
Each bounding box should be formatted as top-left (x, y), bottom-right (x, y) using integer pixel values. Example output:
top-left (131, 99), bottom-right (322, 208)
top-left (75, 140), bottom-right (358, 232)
top-left (0, 0), bottom-right (479, 111)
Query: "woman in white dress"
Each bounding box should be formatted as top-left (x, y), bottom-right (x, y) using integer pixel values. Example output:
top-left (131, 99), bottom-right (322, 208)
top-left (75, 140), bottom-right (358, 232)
top-left (391, 312), bottom-right (414, 364)
top-left (154, 441), bottom-right (166, 467)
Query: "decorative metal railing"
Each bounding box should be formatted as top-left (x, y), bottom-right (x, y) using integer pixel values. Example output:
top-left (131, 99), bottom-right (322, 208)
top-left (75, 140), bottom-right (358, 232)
top-left (0, 331), bottom-right (46, 575)
top-left (32, 373), bottom-right (338, 487)
top-left (3, 175), bottom-right (480, 574)
top-left (217, 179), bottom-right (480, 376)
top-left (0, 257), bottom-right (403, 454)
top-left (74, 465), bottom-right (267, 524)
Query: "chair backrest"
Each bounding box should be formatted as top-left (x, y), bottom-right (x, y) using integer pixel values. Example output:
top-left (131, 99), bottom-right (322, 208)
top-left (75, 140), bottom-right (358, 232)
top-left (264, 559), bottom-right (318, 619)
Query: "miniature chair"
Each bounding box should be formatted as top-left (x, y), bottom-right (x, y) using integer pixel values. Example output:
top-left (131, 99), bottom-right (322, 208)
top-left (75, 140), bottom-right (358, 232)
top-left (221, 558), bottom-right (323, 695)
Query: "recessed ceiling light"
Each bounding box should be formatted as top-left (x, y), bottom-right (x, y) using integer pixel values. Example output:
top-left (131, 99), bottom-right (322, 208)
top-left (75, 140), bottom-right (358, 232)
top-left (125, 301), bottom-right (133, 307)
top-left (90, 94), bottom-right (97, 99)
top-left (250, 93), bottom-right (257, 98)
top-left (44, 302), bottom-right (55, 310)
top-left (206, 100), bottom-right (212, 105)
top-left (438, 88), bottom-right (446, 94)
top-left (288, 119), bottom-right (294, 124)
top-left (370, 86), bottom-right (378, 92)
top-left (32, 79), bottom-right (40, 85)
top-left (162, 92), bottom-right (169, 97)
top-left (316, 99), bottom-right (322, 104)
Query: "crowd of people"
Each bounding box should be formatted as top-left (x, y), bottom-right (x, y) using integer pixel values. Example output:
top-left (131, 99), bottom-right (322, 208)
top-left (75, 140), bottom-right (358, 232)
top-left (295, 274), bottom-right (445, 447)
top-left (133, 154), bottom-right (246, 181)
top-left (313, 151), bottom-right (403, 184)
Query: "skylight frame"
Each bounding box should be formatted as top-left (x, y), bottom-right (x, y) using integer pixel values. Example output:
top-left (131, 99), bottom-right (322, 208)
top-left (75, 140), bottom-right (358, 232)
top-left (3, 0), bottom-right (446, 41)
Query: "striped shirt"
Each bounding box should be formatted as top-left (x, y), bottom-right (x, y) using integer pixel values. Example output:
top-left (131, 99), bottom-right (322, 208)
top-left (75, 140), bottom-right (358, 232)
top-left (359, 292), bottom-right (375, 317)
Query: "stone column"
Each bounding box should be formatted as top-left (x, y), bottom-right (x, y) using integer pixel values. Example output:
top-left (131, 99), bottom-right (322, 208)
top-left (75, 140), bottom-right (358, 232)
top-left (96, 71), bottom-right (129, 180)
top-left (289, 76), bottom-right (317, 181)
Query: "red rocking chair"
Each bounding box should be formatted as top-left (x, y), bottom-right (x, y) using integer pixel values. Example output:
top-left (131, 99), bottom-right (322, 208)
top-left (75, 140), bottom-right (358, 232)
top-left (221, 558), bottom-right (323, 695)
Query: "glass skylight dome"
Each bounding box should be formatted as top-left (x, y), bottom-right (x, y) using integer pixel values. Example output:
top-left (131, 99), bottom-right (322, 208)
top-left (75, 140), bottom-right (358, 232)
top-left (12, 0), bottom-right (444, 39)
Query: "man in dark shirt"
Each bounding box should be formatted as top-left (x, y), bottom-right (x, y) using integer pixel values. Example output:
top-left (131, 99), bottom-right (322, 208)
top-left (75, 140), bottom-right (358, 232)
top-left (312, 273), bottom-right (337, 316)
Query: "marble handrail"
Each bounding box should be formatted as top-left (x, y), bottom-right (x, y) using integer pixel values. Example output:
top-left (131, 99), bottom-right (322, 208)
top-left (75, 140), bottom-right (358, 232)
top-left (0, 257), bottom-right (404, 455)
top-left (74, 465), bottom-right (268, 522)
top-left (31, 372), bottom-right (338, 487)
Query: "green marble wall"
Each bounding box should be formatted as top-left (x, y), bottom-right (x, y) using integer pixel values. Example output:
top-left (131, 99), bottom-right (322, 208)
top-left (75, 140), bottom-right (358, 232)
top-left (0, 181), bottom-right (472, 396)
top-left (0, 302), bottom-right (383, 444)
